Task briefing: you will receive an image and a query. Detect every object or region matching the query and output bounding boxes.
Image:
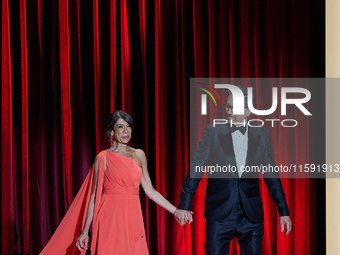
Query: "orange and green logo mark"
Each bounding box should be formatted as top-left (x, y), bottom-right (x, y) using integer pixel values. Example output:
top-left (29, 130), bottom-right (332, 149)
top-left (197, 82), bottom-right (223, 115)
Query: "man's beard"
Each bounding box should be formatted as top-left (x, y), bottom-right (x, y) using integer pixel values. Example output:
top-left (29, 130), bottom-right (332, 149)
top-left (227, 114), bottom-right (236, 121)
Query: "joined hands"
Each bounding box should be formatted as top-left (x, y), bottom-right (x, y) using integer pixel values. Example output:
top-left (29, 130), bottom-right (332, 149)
top-left (174, 209), bottom-right (193, 225)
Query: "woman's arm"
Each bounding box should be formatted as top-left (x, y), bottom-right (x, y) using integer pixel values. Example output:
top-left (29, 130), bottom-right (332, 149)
top-left (76, 155), bottom-right (100, 251)
top-left (137, 149), bottom-right (184, 217)
top-left (138, 150), bottom-right (176, 214)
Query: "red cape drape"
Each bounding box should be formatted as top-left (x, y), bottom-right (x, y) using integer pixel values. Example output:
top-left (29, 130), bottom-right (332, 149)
top-left (40, 153), bottom-right (105, 255)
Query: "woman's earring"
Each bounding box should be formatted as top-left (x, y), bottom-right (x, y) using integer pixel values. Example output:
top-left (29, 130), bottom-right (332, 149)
top-left (110, 135), bottom-right (114, 147)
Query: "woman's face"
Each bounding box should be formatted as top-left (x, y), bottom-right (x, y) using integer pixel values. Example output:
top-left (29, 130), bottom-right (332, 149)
top-left (111, 118), bottom-right (132, 144)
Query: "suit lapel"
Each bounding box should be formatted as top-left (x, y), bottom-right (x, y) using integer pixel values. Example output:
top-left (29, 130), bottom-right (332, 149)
top-left (217, 125), bottom-right (239, 179)
top-left (242, 126), bottom-right (261, 178)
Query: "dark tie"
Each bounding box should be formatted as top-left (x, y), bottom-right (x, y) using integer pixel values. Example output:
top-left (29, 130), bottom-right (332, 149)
top-left (230, 125), bottom-right (246, 135)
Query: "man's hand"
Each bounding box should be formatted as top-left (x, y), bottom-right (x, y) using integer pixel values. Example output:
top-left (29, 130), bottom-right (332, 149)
top-left (174, 209), bottom-right (193, 225)
top-left (280, 216), bottom-right (292, 236)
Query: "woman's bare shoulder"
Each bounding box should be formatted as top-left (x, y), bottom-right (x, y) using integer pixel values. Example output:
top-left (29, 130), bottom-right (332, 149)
top-left (131, 148), bottom-right (146, 163)
top-left (132, 148), bottom-right (144, 155)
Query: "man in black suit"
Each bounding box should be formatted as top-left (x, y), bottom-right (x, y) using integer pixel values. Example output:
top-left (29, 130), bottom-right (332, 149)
top-left (174, 86), bottom-right (292, 255)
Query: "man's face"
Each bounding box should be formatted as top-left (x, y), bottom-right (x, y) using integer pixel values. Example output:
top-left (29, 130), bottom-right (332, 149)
top-left (225, 95), bottom-right (251, 123)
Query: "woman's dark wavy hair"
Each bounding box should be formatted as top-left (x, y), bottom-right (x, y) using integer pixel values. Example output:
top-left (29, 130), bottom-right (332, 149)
top-left (107, 110), bottom-right (134, 139)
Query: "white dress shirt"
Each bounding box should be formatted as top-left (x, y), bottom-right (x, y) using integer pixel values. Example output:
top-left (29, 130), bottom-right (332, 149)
top-left (231, 125), bottom-right (248, 178)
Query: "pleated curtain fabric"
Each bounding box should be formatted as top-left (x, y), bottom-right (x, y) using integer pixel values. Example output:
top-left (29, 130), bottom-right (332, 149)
top-left (1, 0), bottom-right (322, 254)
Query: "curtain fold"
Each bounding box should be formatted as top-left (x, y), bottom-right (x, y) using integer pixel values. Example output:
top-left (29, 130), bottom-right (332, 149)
top-left (19, 0), bottom-right (30, 253)
top-left (1, 0), bottom-right (321, 254)
top-left (2, 0), bottom-right (14, 253)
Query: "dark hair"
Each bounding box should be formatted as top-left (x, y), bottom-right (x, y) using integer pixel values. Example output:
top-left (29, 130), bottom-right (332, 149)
top-left (227, 85), bottom-right (255, 109)
top-left (107, 110), bottom-right (134, 138)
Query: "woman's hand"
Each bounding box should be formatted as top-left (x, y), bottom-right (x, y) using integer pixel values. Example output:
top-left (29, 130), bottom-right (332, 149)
top-left (174, 209), bottom-right (193, 225)
top-left (76, 231), bottom-right (89, 252)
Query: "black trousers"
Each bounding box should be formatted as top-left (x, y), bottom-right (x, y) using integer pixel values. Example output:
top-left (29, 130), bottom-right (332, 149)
top-left (205, 195), bottom-right (264, 255)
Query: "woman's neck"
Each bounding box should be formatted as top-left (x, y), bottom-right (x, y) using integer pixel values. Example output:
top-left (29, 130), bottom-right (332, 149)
top-left (110, 141), bottom-right (129, 152)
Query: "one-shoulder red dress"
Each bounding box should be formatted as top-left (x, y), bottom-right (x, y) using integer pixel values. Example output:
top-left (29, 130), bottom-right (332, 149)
top-left (40, 150), bottom-right (149, 255)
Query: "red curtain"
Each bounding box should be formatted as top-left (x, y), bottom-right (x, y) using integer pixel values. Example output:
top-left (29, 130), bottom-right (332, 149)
top-left (1, 0), bottom-right (321, 254)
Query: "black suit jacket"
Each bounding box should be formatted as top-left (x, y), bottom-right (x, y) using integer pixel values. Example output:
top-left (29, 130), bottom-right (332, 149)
top-left (178, 123), bottom-right (289, 223)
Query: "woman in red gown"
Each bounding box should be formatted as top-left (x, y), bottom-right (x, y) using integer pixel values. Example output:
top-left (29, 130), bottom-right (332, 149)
top-left (40, 110), bottom-right (192, 254)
